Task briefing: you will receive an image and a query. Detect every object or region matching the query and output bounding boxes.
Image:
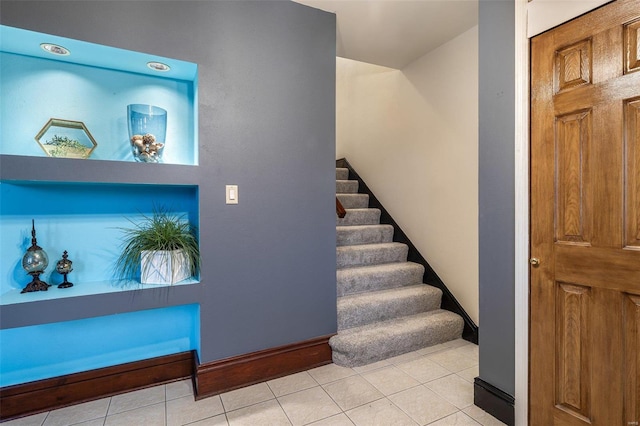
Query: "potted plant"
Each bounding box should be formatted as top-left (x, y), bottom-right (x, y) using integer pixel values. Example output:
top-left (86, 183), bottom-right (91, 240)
top-left (115, 207), bottom-right (200, 284)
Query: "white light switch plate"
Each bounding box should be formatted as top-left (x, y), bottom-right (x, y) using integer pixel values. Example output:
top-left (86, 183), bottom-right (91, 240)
top-left (226, 185), bottom-right (238, 204)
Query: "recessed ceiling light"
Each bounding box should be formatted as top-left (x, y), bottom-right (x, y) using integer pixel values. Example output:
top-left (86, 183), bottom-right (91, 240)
top-left (40, 43), bottom-right (70, 56)
top-left (147, 61), bottom-right (171, 72)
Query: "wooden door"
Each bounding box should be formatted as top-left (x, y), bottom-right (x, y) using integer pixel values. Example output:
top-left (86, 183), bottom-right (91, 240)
top-left (530, 0), bottom-right (640, 424)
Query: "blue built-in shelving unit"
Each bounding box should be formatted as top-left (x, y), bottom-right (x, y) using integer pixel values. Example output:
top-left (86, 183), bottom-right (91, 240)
top-left (0, 25), bottom-right (202, 387)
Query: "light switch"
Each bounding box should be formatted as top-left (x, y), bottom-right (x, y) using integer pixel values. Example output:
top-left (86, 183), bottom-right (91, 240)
top-left (226, 185), bottom-right (238, 204)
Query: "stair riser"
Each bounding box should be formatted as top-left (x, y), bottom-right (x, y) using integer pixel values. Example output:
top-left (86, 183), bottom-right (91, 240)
top-left (337, 288), bottom-right (442, 330)
top-left (336, 180), bottom-right (359, 194)
top-left (337, 209), bottom-right (381, 226)
top-left (336, 225), bottom-right (393, 246)
top-left (336, 168), bottom-right (349, 180)
top-left (337, 245), bottom-right (408, 268)
top-left (337, 264), bottom-right (425, 296)
top-left (336, 194), bottom-right (369, 209)
top-left (329, 311), bottom-right (464, 367)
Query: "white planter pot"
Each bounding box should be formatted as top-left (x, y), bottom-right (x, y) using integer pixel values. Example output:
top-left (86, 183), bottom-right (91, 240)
top-left (140, 249), bottom-right (190, 284)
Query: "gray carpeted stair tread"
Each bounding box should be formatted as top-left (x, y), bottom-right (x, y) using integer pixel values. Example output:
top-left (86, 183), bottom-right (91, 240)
top-left (337, 180), bottom-right (359, 194)
top-left (336, 193), bottom-right (369, 209)
top-left (336, 168), bottom-right (349, 180)
top-left (329, 310), bottom-right (464, 367)
top-left (332, 167), bottom-right (464, 367)
top-left (337, 225), bottom-right (394, 246)
top-left (337, 209), bottom-right (381, 226)
top-left (337, 242), bottom-right (408, 269)
top-left (337, 285), bottom-right (442, 330)
top-left (337, 262), bottom-right (425, 296)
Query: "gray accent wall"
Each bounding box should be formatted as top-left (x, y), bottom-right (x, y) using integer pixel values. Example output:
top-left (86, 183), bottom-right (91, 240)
top-left (478, 0), bottom-right (516, 396)
top-left (1, 1), bottom-right (337, 364)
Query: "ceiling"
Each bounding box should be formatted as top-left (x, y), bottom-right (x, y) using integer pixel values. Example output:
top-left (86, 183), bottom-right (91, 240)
top-left (294, 0), bottom-right (478, 69)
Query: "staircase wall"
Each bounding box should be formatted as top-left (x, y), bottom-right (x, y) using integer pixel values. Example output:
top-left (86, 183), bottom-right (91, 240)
top-left (336, 26), bottom-right (479, 324)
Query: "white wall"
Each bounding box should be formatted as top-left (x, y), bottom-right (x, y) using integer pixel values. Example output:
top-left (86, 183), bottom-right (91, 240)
top-left (527, 0), bottom-right (611, 37)
top-left (337, 26), bottom-right (479, 323)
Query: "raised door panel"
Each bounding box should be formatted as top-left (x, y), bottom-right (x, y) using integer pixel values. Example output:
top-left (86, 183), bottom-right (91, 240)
top-left (555, 283), bottom-right (591, 423)
top-left (555, 40), bottom-right (592, 93)
top-left (625, 18), bottom-right (640, 74)
top-left (624, 295), bottom-right (640, 424)
top-left (555, 111), bottom-right (592, 245)
top-left (625, 98), bottom-right (640, 249)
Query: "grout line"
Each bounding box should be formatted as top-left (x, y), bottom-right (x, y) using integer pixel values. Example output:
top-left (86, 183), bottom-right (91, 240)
top-left (272, 395), bottom-right (294, 426)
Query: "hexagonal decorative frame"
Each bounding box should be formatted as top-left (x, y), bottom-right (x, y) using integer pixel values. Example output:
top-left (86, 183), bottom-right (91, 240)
top-left (35, 118), bottom-right (98, 159)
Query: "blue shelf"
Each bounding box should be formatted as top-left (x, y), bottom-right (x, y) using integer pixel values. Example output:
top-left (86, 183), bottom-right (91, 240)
top-left (0, 155), bottom-right (199, 185)
top-left (0, 25), bottom-right (198, 166)
top-left (1, 278), bottom-right (199, 306)
top-left (0, 181), bottom-right (200, 305)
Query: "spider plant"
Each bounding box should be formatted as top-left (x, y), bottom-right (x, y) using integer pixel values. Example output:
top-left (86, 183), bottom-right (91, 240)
top-left (115, 207), bottom-right (200, 282)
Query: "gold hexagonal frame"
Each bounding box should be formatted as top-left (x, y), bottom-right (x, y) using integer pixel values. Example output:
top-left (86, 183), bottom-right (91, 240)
top-left (35, 118), bottom-right (98, 159)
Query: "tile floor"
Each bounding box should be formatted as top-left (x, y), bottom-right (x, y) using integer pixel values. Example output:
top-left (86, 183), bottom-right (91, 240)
top-left (6, 339), bottom-right (506, 426)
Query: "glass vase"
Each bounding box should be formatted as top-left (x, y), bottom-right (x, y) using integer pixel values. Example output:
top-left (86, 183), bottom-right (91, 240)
top-left (127, 104), bottom-right (167, 163)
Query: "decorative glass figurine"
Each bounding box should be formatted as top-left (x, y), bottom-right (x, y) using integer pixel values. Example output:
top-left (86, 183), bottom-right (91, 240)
top-left (21, 220), bottom-right (51, 293)
top-left (56, 250), bottom-right (74, 289)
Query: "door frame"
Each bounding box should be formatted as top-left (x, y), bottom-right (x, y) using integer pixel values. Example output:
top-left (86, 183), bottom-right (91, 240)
top-left (514, 1), bottom-right (528, 425)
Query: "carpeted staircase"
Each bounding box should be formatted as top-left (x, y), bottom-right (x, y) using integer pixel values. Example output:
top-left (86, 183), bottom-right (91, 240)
top-left (329, 167), bottom-right (464, 367)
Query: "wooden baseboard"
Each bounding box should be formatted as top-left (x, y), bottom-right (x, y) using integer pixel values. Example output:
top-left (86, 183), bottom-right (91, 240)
top-left (0, 351), bottom-right (194, 422)
top-left (474, 377), bottom-right (515, 426)
top-left (195, 335), bottom-right (333, 398)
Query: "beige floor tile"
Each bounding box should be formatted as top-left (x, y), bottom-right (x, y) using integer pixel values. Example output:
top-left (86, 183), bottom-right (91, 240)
top-left (166, 394), bottom-right (224, 426)
top-left (268, 371), bottom-right (318, 397)
top-left (278, 386), bottom-right (341, 426)
top-left (220, 382), bottom-right (274, 412)
top-left (307, 364), bottom-right (356, 385)
top-left (428, 348), bottom-right (478, 373)
top-left (345, 398), bottom-right (418, 426)
top-left (352, 359), bottom-right (391, 374)
top-left (43, 398), bottom-right (110, 426)
top-left (361, 366), bottom-right (420, 396)
top-left (166, 379), bottom-right (194, 401)
top-left (307, 413), bottom-right (354, 425)
top-left (107, 385), bottom-right (165, 415)
top-left (426, 375), bottom-right (474, 409)
top-left (417, 343), bottom-right (453, 356)
top-left (226, 400), bottom-right (291, 426)
top-left (456, 366), bottom-right (479, 384)
top-left (104, 402), bottom-right (165, 425)
top-left (455, 344), bottom-right (479, 358)
top-left (187, 414), bottom-right (229, 425)
top-left (2, 412), bottom-right (49, 426)
top-left (72, 419), bottom-right (106, 426)
top-left (386, 350), bottom-right (423, 365)
top-left (396, 356), bottom-right (451, 383)
top-left (427, 411), bottom-right (480, 425)
top-left (388, 385), bottom-right (458, 425)
top-left (322, 375), bottom-right (384, 411)
top-left (462, 406), bottom-right (507, 426)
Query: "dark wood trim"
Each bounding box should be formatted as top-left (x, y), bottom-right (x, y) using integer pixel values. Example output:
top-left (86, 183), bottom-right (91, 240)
top-left (336, 158), bottom-right (479, 343)
top-left (474, 377), bottom-right (515, 426)
top-left (194, 335), bottom-right (333, 398)
top-left (336, 197), bottom-right (346, 218)
top-left (0, 351), bottom-right (194, 422)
